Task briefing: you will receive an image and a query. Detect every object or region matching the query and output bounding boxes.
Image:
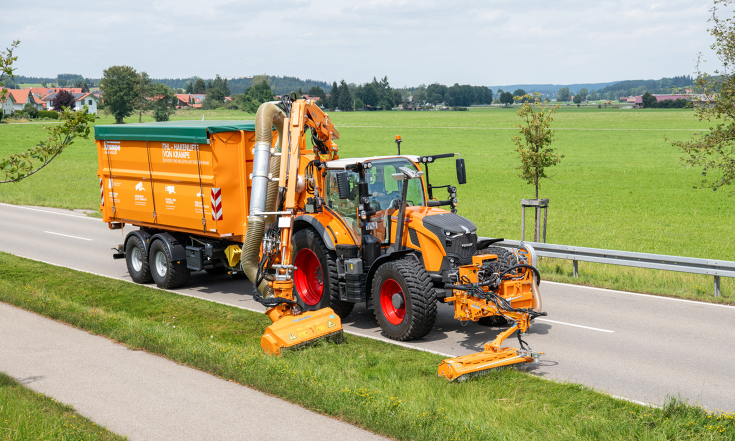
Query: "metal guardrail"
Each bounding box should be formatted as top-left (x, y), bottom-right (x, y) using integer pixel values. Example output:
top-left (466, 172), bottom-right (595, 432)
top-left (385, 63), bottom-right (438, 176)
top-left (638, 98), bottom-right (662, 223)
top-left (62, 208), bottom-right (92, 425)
top-left (483, 239), bottom-right (735, 297)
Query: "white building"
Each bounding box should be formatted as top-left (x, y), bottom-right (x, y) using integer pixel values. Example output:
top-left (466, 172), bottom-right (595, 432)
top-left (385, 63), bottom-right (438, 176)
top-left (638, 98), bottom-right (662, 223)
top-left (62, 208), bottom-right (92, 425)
top-left (1, 89), bottom-right (33, 114)
top-left (44, 92), bottom-right (98, 114)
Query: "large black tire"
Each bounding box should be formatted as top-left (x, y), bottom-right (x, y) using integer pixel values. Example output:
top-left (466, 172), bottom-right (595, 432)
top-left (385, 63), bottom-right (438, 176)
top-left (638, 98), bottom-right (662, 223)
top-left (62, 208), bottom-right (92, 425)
top-left (479, 246), bottom-right (518, 272)
top-left (125, 235), bottom-right (153, 284)
top-left (292, 228), bottom-right (354, 318)
top-left (371, 257), bottom-right (437, 341)
top-left (149, 240), bottom-right (190, 289)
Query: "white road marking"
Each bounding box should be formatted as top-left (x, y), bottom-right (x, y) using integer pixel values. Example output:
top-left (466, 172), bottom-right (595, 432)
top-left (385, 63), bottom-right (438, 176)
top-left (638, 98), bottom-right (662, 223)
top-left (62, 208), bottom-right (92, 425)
top-left (0, 202), bottom-right (100, 221)
top-left (535, 318), bottom-right (614, 333)
top-left (44, 231), bottom-right (93, 241)
top-left (339, 126), bottom-right (708, 131)
top-left (544, 280), bottom-right (735, 310)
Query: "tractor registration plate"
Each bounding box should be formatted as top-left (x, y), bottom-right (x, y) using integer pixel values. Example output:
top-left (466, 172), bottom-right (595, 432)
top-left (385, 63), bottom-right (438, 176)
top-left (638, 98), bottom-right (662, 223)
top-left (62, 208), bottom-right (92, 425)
top-left (365, 221), bottom-right (378, 230)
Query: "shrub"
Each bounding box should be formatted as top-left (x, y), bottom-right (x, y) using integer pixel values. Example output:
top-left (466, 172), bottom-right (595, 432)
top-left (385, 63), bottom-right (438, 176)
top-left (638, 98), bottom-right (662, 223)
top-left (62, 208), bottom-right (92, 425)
top-left (451, 106), bottom-right (468, 111)
top-left (38, 110), bottom-right (59, 119)
top-left (23, 103), bottom-right (39, 118)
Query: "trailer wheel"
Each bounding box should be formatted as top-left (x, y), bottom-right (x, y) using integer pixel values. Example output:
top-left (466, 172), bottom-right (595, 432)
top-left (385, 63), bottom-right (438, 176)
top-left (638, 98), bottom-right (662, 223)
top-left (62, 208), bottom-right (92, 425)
top-left (125, 236), bottom-right (153, 284)
top-left (292, 228), bottom-right (353, 318)
top-left (149, 240), bottom-right (190, 289)
top-left (372, 257), bottom-right (437, 341)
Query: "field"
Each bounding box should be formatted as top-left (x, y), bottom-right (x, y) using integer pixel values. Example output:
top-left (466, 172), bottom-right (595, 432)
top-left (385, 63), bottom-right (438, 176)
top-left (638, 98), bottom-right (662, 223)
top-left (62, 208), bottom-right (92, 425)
top-left (2, 254), bottom-right (733, 440)
top-left (1, 106), bottom-right (733, 301)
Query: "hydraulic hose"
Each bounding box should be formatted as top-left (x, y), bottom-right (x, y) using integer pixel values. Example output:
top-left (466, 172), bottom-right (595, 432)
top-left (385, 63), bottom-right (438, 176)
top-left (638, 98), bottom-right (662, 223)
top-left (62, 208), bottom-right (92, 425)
top-left (241, 102), bottom-right (285, 298)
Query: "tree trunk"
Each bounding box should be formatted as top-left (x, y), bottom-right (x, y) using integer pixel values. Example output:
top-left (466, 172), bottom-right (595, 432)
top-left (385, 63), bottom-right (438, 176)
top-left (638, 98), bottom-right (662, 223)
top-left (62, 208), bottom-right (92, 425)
top-left (534, 170), bottom-right (539, 241)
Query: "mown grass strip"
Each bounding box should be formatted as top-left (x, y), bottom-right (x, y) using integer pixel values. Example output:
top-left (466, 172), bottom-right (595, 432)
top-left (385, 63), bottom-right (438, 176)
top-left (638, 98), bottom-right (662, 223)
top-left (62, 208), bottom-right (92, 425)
top-left (0, 372), bottom-right (124, 441)
top-left (1, 252), bottom-right (733, 440)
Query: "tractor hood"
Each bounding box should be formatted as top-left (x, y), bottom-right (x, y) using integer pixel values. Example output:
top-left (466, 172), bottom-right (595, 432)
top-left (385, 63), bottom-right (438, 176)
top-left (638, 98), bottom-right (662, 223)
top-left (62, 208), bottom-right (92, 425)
top-left (422, 212), bottom-right (477, 235)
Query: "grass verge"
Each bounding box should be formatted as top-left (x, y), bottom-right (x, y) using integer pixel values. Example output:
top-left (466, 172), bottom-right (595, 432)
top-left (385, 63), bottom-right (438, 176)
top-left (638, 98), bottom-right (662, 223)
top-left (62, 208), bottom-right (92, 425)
top-left (1, 253), bottom-right (733, 440)
top-left (0, 372), bottom-right (123, 441)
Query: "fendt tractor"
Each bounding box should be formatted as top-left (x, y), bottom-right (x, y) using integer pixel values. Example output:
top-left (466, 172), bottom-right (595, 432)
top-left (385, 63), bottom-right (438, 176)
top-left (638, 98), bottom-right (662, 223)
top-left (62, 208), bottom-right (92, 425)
top-left (95, 96), bottom-right (547, 380)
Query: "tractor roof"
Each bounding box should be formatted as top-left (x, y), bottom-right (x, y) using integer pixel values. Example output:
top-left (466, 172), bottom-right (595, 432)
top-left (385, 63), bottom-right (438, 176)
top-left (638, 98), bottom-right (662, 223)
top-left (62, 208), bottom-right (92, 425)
top-left (325, 155), bottom-right (419, 169)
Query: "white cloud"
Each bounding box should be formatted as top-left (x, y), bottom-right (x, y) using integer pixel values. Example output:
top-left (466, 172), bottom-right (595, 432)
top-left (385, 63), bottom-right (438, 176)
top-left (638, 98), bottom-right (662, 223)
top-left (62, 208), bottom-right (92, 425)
top-left (0, 0), bottom-right (723, 86)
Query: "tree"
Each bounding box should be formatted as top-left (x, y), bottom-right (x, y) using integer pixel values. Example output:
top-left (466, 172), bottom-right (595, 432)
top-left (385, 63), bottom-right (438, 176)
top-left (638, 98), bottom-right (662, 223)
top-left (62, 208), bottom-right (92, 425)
top-left (641, 92), bottom-right (657, 108)
top-left (151, 83), bottom-right (177, 122)
top-left (53, 90), bottom-right (76, 111)
top-left (578, 88), bottom-right (589, 101)
top-left (134, 71), bottom-right (153, 123)
top-left (238, 77), bottom-right (273, 113)
top-left (361, 83), bottom-right (379, 106)
top-left (307, 86), bottom-right (326, 101)
top-left (499, 91), bottom-right (514, 106)
top-left (1, 106), bottom-right (95, 183)
top-left (100, 65), bottom-right (140, 124)
top-left (512, 92), bottom-right (564, 200)
top-left (0, 40), bottom-right (19, 110)
top-left (557, 87), bottom-right (571, 102)
top-left (513, 89), bottom-right (527, 99)
top-left (572, 93), bottom-right (582, 104)
top-left (211, 74), bottom-right (230, 97)
top-left (670, 0), bottom-right (735, 193)
top-left (338, 80), bottom-right (352, 111)
top-left (193, 78), bottom-right (206, 94)
top-left (57, 78), bottom-right (67, 87)
top-left (202, 87), bottom-right (225, 109)
top-left (328, 81), bottom-right (339, 110)
top-left (23, 103), bottom-right (38, 118)
top-left (185, 81), bottom-right (194, 94)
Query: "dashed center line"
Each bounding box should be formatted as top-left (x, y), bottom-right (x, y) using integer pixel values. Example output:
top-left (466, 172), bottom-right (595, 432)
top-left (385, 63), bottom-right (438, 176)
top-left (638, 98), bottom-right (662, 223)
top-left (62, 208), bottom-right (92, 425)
top-left (44, 231), bottom-right (93, 241)
top-left (536, 318), bottom-right (614, 333)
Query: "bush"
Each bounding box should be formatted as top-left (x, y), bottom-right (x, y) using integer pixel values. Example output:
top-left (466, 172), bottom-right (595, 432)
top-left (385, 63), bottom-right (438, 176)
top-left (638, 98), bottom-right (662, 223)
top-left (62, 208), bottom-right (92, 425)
top-left (451, 106), bottom-right (468, 111)
top-left (38, 110), bottom-right (59, 119)
top-left (23, 103), bottom-right (39, 119)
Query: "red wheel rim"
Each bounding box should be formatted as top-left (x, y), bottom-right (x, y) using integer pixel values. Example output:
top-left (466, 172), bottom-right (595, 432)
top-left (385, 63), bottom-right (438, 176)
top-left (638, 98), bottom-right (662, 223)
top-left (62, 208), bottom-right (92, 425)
top-left (380, 279), bottom-right (405, 325)
top-left (294, 248), bottom-right (324, 306)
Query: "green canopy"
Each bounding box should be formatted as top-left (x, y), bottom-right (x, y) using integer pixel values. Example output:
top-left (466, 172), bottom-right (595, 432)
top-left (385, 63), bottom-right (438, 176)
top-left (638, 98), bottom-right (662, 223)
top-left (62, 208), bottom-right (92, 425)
top-left (94, 120), bottom-right (257, 144)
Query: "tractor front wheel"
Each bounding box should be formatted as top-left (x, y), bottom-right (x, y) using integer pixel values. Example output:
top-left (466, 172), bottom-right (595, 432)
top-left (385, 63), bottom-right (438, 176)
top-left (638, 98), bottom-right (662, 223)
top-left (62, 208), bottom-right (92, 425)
top-left (292, 228), bottom-right (354, 318)
top-left (372, 257), bottom-right (437, 341)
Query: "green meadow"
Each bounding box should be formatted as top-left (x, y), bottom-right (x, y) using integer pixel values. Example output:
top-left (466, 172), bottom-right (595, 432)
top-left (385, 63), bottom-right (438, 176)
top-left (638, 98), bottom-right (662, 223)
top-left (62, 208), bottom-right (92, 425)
top-left (1, 106), bottom-right (732, 301)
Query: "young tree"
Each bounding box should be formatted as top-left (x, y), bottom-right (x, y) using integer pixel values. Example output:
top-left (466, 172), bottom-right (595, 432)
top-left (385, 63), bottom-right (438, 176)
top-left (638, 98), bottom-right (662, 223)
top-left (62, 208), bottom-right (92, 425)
top-left (556, 87), bottom-right (571, 102)
top-left (1, 106), bottom-right (95, 183)
top-left (53, 90), bottom-right (77, 111)
top-left (670, 0), bottom-right (735, 193)
top-left (151, 83), bottom-right (177, 122)
top-left (100, 65), bottom-right (140, 124)
top-left (512, 92), bottom-right (564, 200)
top-left (0, 40), bottom-right (19, 110)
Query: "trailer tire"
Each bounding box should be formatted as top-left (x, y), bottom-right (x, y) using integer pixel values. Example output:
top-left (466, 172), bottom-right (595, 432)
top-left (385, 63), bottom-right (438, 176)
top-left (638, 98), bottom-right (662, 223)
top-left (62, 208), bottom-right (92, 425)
top-left (372, 257), bottom-right (437, 341)
top-left (292, 228), bottom-right (353, 318)
top-left (149, 240), bottom-right (190, 289)
top-left (126, 236), bottom-right (153, 284)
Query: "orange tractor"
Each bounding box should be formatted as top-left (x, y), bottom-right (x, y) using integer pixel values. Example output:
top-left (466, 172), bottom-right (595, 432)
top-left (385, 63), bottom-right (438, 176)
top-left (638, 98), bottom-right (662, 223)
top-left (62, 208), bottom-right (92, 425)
top-left (96, 95), bottom-right (546, 380)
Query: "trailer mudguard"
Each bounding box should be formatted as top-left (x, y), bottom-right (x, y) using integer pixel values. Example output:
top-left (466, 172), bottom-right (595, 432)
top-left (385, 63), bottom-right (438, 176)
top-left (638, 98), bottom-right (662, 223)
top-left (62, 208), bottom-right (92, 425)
top-left (123, 229), bottom-right (153, 258)
top-left (294, 215), bottom-right (335, 250)
top-left (150, 232), bottom-right (187, 263)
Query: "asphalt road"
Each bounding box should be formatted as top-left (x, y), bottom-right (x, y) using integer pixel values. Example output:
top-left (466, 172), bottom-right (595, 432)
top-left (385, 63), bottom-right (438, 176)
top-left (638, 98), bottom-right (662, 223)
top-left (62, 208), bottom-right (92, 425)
top-left (1, 202), bottom-right (734, 412)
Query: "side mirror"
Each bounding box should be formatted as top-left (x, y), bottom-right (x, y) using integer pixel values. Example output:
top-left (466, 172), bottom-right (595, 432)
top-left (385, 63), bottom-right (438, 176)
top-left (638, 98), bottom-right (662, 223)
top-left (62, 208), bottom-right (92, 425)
top-left (336, 171), bottom-right (351, 199)
top-left (456, 158), bottom-right (466, 185)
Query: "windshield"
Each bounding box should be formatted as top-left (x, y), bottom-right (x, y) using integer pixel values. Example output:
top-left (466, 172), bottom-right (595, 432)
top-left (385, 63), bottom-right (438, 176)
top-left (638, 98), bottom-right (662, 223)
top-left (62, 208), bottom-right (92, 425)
top-left (325, 158), bottom-right (426, 244)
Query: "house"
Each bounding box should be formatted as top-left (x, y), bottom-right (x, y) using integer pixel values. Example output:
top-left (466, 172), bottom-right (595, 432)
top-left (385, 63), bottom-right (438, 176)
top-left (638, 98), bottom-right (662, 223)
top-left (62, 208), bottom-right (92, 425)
top-left (633, 94), bottom-right (690, 105)
top-left (1, 88), bottom-right (33, 114)
top-left (175, 94), bottom-right (193, 108)
top-left (44, 92), bottom-right (99, 114)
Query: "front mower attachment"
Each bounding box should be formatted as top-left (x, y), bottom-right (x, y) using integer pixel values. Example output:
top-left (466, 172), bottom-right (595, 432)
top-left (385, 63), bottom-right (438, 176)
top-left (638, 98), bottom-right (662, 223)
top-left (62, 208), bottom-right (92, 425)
top-left (261, 307), bottom-right (344, 356)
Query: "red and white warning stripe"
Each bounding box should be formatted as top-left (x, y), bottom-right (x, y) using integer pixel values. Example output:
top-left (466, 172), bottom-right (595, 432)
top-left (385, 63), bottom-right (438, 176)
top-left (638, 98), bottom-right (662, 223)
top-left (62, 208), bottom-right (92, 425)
top-left (99, 178), bottom-right (104, 206)
top-left (211, 188), bottom-right (223, 220)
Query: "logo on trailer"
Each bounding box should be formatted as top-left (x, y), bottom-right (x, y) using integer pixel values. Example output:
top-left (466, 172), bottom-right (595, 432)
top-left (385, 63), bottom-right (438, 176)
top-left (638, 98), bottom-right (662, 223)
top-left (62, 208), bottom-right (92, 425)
top-left (211, 188), bottom-right (223, 220)
top-left (165, 185), bottom-right (176, 194)
top-left (135, 181), bottom-right (145, 191)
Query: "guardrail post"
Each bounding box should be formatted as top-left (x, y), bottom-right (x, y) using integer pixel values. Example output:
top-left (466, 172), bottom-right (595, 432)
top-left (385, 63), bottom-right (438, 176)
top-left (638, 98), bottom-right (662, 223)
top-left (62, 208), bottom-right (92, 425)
top-left (714, 276), bottom-right (721, 297)
top-left (573, 260), bottom-right (579, 278)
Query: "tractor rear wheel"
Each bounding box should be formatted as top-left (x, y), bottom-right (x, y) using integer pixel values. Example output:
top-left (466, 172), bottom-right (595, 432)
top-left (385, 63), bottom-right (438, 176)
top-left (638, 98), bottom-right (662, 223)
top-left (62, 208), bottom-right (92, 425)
top-left (372, 257), bottom-right (437, 341)
top-left (292, 228), bottom-right (354, 318)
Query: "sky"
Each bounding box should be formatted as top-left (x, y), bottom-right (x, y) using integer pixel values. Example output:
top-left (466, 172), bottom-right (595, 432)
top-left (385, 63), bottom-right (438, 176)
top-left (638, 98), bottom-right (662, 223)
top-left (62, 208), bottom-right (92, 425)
top-left (0, 0), bottom-right (724, 87)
